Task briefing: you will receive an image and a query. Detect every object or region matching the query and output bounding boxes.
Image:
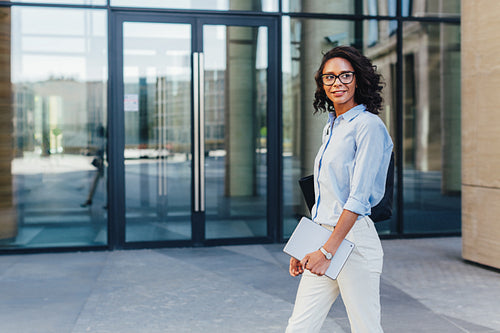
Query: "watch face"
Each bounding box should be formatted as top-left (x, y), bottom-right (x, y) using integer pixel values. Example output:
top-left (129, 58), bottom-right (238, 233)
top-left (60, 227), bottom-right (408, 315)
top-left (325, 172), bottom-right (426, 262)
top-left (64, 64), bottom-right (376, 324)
top-left (321, 247), bottom-right (332, 259)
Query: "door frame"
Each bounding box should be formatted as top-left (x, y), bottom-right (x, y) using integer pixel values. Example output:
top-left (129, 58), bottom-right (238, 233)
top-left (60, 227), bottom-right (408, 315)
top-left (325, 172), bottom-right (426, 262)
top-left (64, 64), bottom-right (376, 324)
top-left (108, 11), bottom-right (280, 249)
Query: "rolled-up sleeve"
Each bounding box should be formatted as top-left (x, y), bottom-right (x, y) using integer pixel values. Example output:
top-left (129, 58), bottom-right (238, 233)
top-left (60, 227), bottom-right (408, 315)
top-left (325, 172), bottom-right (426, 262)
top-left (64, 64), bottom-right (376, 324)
top-left (344, 118), bottom-right (392, 216)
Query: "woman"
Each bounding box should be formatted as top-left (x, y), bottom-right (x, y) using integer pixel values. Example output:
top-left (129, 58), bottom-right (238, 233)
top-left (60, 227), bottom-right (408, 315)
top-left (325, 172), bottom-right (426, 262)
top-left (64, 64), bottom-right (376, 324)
top-left (286, 46), bottom-right (393, 333)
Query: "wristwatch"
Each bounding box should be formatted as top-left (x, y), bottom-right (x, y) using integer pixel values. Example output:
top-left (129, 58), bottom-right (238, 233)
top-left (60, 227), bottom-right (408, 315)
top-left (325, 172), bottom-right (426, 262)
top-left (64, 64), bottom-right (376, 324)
top-left (319, 247), bottom-right (333, 260)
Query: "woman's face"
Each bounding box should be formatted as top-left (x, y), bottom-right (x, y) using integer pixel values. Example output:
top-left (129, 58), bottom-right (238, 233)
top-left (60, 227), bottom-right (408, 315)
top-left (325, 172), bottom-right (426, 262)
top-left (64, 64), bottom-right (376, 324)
top-left (322, 57), bottom-right (357, 115)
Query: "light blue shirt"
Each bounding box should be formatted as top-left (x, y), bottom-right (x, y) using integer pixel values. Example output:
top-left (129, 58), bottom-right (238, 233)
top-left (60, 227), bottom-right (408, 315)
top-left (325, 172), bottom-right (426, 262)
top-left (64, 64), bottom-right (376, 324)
top-left (312, 104), bottom-right (393, 226)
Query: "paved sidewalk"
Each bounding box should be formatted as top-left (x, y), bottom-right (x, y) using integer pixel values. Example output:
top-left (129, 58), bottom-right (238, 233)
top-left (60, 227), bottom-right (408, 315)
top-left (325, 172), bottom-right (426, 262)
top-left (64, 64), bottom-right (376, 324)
top-left (0, 237), bottom-right (499, 332)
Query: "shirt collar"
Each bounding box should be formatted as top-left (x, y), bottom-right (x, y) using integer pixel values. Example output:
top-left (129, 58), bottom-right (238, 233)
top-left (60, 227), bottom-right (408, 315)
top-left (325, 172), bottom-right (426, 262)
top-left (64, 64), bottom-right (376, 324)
top-left (328, 112), bottom-right (335, 123)
top-left (337, 104), bottom-right (366, 122)
top-left (328, 104), bottom-right (366, 124)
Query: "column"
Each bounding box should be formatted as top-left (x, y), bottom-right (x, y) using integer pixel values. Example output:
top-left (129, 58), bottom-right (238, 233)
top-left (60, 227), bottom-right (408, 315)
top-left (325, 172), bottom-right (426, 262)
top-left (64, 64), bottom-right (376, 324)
top-left (299, 1), bottom-right (354, 176)
top-left (462, 0), bottom-right (500, 269)
top-left (225, 26), bottom-right (258, 196)
top-left (0, 8), bottom-right (17, 240)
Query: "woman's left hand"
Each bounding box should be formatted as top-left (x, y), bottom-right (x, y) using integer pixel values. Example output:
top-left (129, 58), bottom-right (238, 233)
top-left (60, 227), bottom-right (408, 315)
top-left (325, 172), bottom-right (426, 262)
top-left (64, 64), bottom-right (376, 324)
top-left (300, 250), bottom-right (331, 276)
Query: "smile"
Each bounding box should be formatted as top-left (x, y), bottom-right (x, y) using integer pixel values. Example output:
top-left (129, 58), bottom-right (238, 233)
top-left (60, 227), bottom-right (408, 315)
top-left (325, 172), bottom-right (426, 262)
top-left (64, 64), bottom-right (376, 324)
top-left (332, 90), bottom-right (347, 95)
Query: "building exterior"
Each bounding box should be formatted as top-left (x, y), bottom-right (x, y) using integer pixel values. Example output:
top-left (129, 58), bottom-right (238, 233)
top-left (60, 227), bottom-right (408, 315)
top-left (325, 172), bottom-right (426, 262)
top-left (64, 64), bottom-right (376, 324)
top-left (0, 0), bottom-right (479, 265)
top-left (461, 0), bottom-right (500, 270)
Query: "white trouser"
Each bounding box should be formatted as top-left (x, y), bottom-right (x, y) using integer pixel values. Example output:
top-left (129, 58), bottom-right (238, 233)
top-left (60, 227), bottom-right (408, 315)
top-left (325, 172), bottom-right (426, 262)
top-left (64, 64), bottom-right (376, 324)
top-left (286, 216), bottom-right (384, 333)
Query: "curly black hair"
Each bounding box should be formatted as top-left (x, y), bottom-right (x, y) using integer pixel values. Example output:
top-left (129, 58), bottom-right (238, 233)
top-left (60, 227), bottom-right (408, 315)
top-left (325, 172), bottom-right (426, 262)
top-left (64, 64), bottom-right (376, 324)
top-left (313, 46), bottom-right (383, 115)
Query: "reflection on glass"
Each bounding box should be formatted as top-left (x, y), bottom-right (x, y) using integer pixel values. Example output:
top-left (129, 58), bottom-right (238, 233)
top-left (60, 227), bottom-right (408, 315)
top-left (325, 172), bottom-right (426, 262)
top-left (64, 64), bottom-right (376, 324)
top-left (283, 0), bottom-right (354, 14)
top-left (365, 1), bottom-right (398, 36)
top-left (123, 22), bottom-right (192, 242)
top-left (4, 7), bottom-right (108, 248)
top-left (10, 0), bottom-right (106, 4)
top-left (111, 0), bottom-right (278, 12)
top-left (363, 0), bottom-right (396, 16)
top-left (403, 0), bottom-right (460, 17)
top-left (282, 18), bottom-right (399, 237)
top-left (282, 18), bottom-right (355, 238)
top-left (204, 25), bottom-right (268, 239)
top-left (363, 20), bottom-right (398, 234)
top-left (283, 0), bottom-right (460, 17)
top-left (402, 22), bottom-right (461, 233)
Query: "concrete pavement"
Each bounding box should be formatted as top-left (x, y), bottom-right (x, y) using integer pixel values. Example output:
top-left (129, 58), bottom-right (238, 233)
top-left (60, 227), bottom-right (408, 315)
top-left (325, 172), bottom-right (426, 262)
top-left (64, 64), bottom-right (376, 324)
top-left (0, 237), bottom-right (499, 332)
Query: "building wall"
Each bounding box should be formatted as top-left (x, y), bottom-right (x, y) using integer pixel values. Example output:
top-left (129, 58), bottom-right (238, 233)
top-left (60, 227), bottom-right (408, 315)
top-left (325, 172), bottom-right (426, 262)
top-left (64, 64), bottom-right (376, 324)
top-left (0, 8), bottom-right (16, 240)
top-left (462, 0), bottom-right (500, 269)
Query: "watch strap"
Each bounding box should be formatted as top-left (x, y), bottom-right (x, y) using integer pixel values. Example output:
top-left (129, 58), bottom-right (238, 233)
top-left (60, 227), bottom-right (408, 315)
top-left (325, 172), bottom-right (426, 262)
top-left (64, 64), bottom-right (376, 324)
top-left (319, 246), bottom-right (333, 260)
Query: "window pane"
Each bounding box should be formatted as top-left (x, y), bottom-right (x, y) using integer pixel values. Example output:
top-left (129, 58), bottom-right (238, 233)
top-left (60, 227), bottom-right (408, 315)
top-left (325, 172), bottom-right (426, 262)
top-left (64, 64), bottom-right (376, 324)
top-left (2, 7), bottom-right (108, 249)
top-left (362, 0), bottom-right (397, 16)
top-left (282, 18), bottom-right (400, 238)
top-left (283, 0), bottom-right (355, 14)
top-left (204, 25), bottom-right (268, 239)
top-left (362, 20), bottom-right (398, 235)
top-left (282, 18), bottom-right (355, 237)
top-left (402, 22), bottom-right (461, 233)
top-left (282, 0), bottom-right (460, 17)
top-left (122, 22), bottom-right (192, 243)
top-left (6, 0), bottom-right (106, 5)
top-left (110, 0), bottom-right (278, 12)
top-left (283, 0), bottom-right (398, 15)
top-left (403, 0), bottom-right (460, 17)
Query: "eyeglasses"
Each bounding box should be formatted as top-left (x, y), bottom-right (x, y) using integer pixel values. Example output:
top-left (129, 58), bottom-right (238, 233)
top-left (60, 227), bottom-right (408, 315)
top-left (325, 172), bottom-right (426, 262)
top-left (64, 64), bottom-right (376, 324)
top-left (321, 72), bottom-right (355, 86)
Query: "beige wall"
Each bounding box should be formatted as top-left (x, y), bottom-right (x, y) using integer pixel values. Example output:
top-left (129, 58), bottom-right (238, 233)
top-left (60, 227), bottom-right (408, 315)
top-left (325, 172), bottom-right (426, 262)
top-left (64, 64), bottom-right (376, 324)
top-left (462, 0), bottom-right (500, 269)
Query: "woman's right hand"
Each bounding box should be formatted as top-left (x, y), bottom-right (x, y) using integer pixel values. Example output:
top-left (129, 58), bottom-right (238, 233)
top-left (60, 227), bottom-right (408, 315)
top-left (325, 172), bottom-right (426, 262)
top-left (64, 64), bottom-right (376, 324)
top-left (289, 257), bottom-right (304, 277)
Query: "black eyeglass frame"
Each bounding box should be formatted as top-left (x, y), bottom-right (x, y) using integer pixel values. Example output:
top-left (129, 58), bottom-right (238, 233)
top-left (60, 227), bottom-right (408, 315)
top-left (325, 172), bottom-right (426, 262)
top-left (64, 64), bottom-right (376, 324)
top-left (321, 71), bottom-right (355, 86)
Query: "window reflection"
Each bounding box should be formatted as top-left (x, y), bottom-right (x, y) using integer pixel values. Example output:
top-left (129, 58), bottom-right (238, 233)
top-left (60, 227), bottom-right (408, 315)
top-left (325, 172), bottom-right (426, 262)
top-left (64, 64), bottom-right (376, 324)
top-left (9, 0), bottom-right (106, 5)
top-left (110, 0), bottom-right (278, 12)
top-left (4, 7), bottom-right (108, 248)
top-left (363, 20), bottom-right (398, 234)
top-left (122, 22), bottom-right (192, 242)
top-left (283, 0), bottom-right (354, 14)
top-left (204, 25), bottom-right (269, 240)
top-left (282, 18), bottom-right (355, 237)
top-left (402, 22), bottom-right (461, 233)
top-left (403, 0), bottom-right (460, 17)
top-left (282, 16), bottom-right (461, 237)
top-left (283, 0), bottom-right (460, 17)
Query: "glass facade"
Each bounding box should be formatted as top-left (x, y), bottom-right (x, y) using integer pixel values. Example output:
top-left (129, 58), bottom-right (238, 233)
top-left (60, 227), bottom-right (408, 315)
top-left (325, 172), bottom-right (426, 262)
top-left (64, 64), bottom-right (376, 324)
top-left (0, 0), bottom-right (461, 252)
top-left (0, 0), bottom-right (106, 4)
top-left (282, 18), bottom-right (358, 237)
top-left (122, 22), bottom-right (193, 242)
top-left (402, 22), bottom-right (461, 233)
top-left (283, 0), bottom-right (354, 14)
top-left (281, 2), bottom-right (461, 237)
top-left (5, 7), bottom-right (107, 248)
top-left (203, 25), bottom-right (269, 240)
top-left (283, 0), bottom-right (460, 17)
top-left (402, 0), bottom-right (460, 17)
top-left (281, 17), bottom-right (400, 237)
top-left (110, 0), bottom-right (278, 12)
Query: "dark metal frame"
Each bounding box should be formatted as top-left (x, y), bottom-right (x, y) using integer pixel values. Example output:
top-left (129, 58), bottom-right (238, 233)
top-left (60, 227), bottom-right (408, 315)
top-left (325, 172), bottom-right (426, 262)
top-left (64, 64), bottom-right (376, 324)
top-left (279, 2), bottom-right (460, 241)
top-left (0, 0), bottom-right (461, 254)
top-left (109, 11), bottom-right (280, 250)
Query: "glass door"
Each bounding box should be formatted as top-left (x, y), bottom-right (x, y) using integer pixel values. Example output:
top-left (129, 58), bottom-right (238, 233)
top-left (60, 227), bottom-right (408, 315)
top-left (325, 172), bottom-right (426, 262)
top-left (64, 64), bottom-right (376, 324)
top-left (121, 21), bottom-right (193, 243)
top-left (112, 14), bottom-right (277, 246)
top-left (202, 24), bottom-right (269, 240)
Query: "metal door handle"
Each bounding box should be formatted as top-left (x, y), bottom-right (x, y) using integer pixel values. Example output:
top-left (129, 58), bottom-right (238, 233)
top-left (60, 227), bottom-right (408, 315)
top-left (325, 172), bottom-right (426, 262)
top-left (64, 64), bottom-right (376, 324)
top-left (199, 52), bottom-right (205, 211)
top-left (193, 52), bottom-right (205, 212)
top-left (193, 52), bottom-right (200, 212)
